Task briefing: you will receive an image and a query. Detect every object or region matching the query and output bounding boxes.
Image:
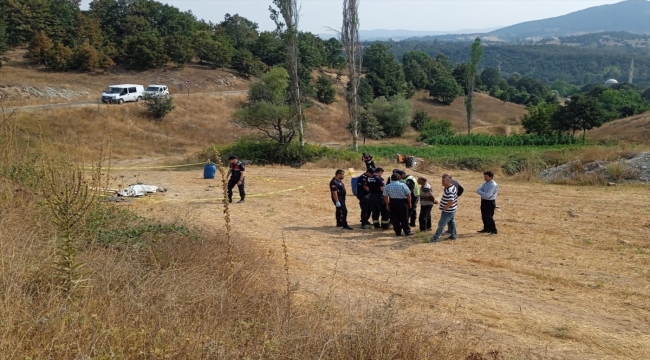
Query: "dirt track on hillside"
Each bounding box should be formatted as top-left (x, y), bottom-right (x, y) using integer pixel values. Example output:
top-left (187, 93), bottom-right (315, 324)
top-left (108, 164), bottom-right (650, 359)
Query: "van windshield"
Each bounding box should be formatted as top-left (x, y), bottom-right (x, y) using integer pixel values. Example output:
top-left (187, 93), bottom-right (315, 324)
top-left (145, 86), bottom-right (160, 92)
top-left (105, 87), bottom-right (124, 94)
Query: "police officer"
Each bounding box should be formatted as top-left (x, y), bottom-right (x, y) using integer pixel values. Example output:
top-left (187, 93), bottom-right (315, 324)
top-left (365, 167), bottom-right (390, 230)
top-left (397, 170), bottom-right (420, 227)
top-left (356, 167), bottom-right (374, 229)
top-left (226, 155), bottom-right (245, 203)
top-left (330, 169), bottom-right (353, 230)
top-left (361, 153), bottom-right (375, 171)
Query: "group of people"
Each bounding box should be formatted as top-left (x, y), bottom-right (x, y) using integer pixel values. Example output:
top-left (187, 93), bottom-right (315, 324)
top-left (330, 157), bottom-right (500, 242)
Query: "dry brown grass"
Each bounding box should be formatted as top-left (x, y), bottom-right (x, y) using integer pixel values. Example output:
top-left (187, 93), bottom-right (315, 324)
top-left (587, 111), bottom-right (650, 144)
top-left (411, 90), bottom-right (528, 134)
top-left (113, 164), bottom-right (650, 359)
top-left (1, 116), bottom-right (506, 359)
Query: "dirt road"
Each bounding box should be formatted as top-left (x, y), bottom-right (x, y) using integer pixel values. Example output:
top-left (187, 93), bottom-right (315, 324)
top-left (110, 164), bottom-right (650, 359)
top-left (5, 90), bottom-right (248, 113)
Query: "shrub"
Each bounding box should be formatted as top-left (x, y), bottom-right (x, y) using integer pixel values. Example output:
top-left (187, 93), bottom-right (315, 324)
top-left (411, 111), bottom-right (431, 131)
top-left (315, 75), bottom-right (336, 104)
top-left (143, 95), bottom-right (175, 120)
top-left (605, 162), bottom-right (640, 181)
top-left (429, 75), bottom-right (462, 105)
top-left (421, 133), bottom-right (582, 146)
top-left (202, 138), bottom-right (357, 166)
top-left (369, 96), bottom-right (411, 138)
top-left (417, 119), bottom-right (454, 141)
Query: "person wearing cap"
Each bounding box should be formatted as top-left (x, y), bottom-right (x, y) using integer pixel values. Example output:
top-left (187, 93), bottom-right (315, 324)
top-left (364, 167), bottom-right (390, 230)
top-left (356, 167), bottom-right (374, 229)
top-left (383, 173), bottom-right (413, 236)
top-left (330, 169), bottom-right (353, 230)
top-left (398, 170), bottom-right (419, 227)
top-left (226, 155), bottom-right (246, 203)
top-left (362, 153), bottom-right (375, 171)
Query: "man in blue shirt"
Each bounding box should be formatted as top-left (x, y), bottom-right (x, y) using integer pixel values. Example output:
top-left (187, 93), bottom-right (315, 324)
top-left (383, 174), bottom-right (413, 237)
top-left (476, 171), bottom-right (499, 235)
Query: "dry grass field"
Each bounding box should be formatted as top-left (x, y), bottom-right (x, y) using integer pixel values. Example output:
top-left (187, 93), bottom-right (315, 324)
top-left (587, 112), bottom-right (650, 144)
top-left (102, 164), bottom-right (650, 359)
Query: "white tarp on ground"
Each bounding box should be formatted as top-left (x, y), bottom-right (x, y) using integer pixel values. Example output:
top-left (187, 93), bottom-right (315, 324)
top-left (117, 184), bottom-right (159, 197)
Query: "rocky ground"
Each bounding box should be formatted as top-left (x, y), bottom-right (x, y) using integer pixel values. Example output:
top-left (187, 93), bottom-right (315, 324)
top-left (539, 152), bottom-right (650, 183)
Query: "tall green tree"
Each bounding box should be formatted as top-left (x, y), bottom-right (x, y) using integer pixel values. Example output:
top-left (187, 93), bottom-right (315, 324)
top-left (551, 94), bottom-right (606, 136)
top-left (316, 75), bottom-right (336, 104)
top-left (0, 20), bottom-right (8, 67)
top-left (429, 74), bottom-right (462, 105)
top-left (323, 37), bottom-right (345, 69)
top-left (164, 34), bottom-right (194, 68)
top-left (464, 38), bottom-right (483, 134)
top-left (232, 49), bottom-right (267, 76)
top-left (219, 13), bottom-right (259, 50)
top-left (480, 67), bottom-right (501, 89)
top-left (363, 43), bottom-right (405, 98)
top-left (234, 67), bottom-right (295, 145)
top-left (521, 102), bottom-right (558, 135)
top-left (250, 31), bottom-right (284, 66)
top-left (122, 30), bottom-right (168, 69)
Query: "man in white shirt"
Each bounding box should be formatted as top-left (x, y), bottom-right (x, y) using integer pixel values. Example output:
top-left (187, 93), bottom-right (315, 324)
top-left (476, 171), bottom-right (499, 235)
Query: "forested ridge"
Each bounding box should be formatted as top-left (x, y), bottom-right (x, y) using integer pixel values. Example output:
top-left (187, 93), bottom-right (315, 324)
top-left (387, 40), bottom-right (650, 87)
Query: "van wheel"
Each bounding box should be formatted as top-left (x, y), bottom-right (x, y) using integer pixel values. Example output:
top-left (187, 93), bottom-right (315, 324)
top-left (136, 96), bottom-right (142, 102)
top-left (117, 99), bottom-right (124, 105)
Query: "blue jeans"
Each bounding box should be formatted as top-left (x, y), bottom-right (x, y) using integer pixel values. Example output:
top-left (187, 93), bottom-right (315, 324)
top-left (431, 211), bottom-right (457, 242)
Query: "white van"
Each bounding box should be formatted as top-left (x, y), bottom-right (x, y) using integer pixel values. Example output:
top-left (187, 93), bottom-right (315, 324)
top-left (143, 84), bottom-right (169, 98)
top-left (101, 84), bottom-right (145, 104)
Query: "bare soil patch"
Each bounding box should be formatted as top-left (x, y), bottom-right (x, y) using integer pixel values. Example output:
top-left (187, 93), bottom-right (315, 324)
top-left (109, 164), bottom-right (650, 359)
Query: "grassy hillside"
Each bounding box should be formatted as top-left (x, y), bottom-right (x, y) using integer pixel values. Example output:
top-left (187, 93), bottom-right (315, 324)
top-left (587, 111), bottom-right (650, 144)
top-left (3, 58), bottom-right (528, 158)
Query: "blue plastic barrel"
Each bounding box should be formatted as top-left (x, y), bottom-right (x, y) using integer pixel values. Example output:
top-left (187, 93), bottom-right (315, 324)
top-left (204, 163), bottom-right (217, 179)
top-left (351, 177), bottom-right (359, 196)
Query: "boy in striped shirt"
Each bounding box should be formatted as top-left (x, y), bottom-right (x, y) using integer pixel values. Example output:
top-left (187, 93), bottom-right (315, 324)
top-left (429, 174), bottom-right (458, 243)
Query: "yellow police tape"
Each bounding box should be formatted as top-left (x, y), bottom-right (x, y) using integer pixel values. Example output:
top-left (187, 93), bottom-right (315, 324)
top-left (138, 179), bottom-right (329, 203)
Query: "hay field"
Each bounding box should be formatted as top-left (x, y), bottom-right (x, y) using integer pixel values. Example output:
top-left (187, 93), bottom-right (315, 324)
top-left (109, 164), bottom-right (650, 359)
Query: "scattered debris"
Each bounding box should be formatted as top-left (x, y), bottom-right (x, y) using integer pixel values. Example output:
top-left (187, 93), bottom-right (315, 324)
top-left (117, 184), bottom-right (167, 197)
top-left (568, 210), bottom-right (579, 218)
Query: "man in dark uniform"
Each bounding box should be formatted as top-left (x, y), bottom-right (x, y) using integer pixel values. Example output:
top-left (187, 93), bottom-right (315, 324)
top-left (356, 167), bottom-right (373, 229)
top-left (397, 170), bottom-right (419, 227)
top-left (330, 169), bottom-right (353, 230)
top-left (226, 155), bottom-right (245, 203)
top-left (365, 167), bottom-right (390, 230)
top-left (361, 153), bottom-right (375, 170)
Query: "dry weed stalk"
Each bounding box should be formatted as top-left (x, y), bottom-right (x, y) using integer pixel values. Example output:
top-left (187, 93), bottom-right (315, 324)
top-left (212, 147), bottom-right (234, 287)
top-left (282, 235), bottom-right (291, 324)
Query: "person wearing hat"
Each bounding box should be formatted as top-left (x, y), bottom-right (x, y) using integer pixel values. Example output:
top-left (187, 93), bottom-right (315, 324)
top-left (356, 167), bottom-right (374, 229)
top-left (398, 170), bottom-right (419, 227)
top-left (362, 153), bottom-right (375, 171)
top-left (226, 155), bottom-right (246, 203)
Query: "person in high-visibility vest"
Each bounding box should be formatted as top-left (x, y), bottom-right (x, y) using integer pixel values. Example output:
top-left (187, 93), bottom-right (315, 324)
top-left (396, 170), bottom-right (420, 227)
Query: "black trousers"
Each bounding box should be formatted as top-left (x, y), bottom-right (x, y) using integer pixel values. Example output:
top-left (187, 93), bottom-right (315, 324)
top-left (419, 204), bottom-right (433, 231)
top-left (358, 195), bottom-right (371, 225)
top-left (480, 199), bottom-right (497, 232)
top-left (365, 161), bottom-right (375, 170)
top-left (389, 198), bottom-right (410, 236)
top-left (227, 179), bottom-right (245, 201)
top-left (409, 196), bottom-right (419, 226)
top-left (334, 196), bottom-right (349, 226)
top-left (368, 194), bottom-right (390, 229)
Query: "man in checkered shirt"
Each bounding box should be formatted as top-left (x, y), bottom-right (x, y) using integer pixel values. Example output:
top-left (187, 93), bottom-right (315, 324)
top-left (383, 174), bottom-right (413, 236)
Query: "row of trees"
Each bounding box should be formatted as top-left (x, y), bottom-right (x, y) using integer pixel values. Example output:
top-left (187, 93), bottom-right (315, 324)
top-left (0, 0), bottom-right (346, 79)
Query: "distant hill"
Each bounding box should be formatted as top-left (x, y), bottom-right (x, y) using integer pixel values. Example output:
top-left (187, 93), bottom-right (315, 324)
top-left (404, 0), bottom-right (650, 42)
top-left (318, 27), bottom-right (501, 41)
top-left (491, 0), bottom-right (650, 40)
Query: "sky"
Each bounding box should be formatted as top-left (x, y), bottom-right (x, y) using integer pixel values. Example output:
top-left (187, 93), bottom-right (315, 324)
top-left (81, 0), bottom-right (628, 34)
